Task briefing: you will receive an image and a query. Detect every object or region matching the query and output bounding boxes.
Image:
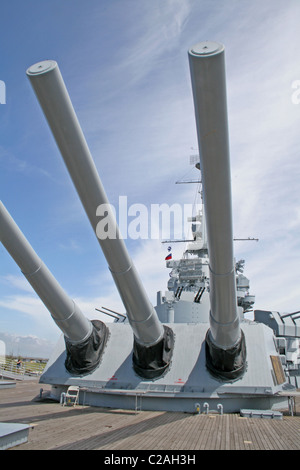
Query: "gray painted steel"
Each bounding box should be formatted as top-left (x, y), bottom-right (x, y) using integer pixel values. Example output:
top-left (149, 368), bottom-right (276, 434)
top-left (40, 321), bottom-right (289, 413)
top-left (255, 310), bottom-right (300, 338)
top-left (0, 201), bottom-right (92, 344)
top-left (188, 42), bottom-right (240, 350)
top-left (240, 409), bottom-right (283, 419)
top-left (26, 61), bottom-right (164, 347)
top-left (0, 381), bottom-right (16, 389)
top-left (0, 423), bottom-right (30, 450)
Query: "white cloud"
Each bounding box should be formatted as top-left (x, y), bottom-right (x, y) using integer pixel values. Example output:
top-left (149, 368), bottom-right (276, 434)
top-left (0, 293), bottom-right (53, 322)
top-left (1, 274), bottom-right (34, 293)
top-left (113, 0), bottom-right (192, 86)
top-left (0, 331), bottom-right (54, 358)
top-left (58, 239), bottom-right (83, 253)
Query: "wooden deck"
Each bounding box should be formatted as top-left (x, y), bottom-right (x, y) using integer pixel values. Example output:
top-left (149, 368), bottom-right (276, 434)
top-left (0, 379), bottom-right (299, 450)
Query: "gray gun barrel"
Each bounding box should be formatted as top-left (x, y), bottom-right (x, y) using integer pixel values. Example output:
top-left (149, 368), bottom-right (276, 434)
top-left (0, 201), bottom-right (108, 374)
top-left (26, 61), bottom-right (173, 378)
top-left (0, 201), bottom-right (91, 343)
top-left (188, 41), bottom-right (246, 379)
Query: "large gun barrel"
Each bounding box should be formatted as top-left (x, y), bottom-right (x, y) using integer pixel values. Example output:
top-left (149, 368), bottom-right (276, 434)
top-left (0, 201), bottom-right (107, 375)
top-left (188, 41), bottom-right (246, 379)
top-left (26, 61), bottom-right (173, 378)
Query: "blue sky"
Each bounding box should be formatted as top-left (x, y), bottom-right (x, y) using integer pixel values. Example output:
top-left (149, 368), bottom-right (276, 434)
top-left (1, 0), bottom-right (300, 357)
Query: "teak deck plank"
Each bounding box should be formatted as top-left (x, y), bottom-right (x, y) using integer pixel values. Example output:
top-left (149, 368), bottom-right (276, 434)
top-left (0, 379), bottom-right (299, 450)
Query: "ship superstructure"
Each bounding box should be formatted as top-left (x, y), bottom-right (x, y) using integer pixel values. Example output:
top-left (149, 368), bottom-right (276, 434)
top-left (156, 177), bottom-right (255, 326)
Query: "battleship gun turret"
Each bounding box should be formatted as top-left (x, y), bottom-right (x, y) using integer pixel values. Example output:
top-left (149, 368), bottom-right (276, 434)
top-left (188, 41), bottom-right (246, 380)
top-left (1, 42), bottom-right (294, 412)
top-left (25, 61), bottom-right (173, 379)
